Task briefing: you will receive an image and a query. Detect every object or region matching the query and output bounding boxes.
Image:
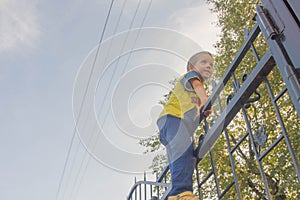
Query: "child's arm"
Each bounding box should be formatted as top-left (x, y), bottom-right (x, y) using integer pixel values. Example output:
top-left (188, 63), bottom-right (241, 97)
top-left (190, 78), bottom-right (213, 117)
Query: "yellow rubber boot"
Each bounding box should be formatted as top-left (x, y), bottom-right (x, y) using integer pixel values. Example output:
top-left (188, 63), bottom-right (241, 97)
top-left (168, 191), bottom-right (199, 200)
top-left (167, 196), bottom-right (177, 200)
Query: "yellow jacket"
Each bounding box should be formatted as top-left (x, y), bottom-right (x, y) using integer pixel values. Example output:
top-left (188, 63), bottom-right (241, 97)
top-left (159, 70), bottom-right (202, 127)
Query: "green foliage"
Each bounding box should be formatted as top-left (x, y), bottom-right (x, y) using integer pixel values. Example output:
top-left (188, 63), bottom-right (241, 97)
top-left (140, 0), bottom-right (300, 199)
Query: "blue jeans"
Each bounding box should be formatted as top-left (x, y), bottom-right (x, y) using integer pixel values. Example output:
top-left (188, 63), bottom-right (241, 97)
top-left (157, 115), bottom-right (196, 196)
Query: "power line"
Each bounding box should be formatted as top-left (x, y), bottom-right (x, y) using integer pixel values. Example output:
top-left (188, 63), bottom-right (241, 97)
top-left (71, 0), bottom-right (143, 194)
top-left (96, 0), bottom-right (153, 137)
top-left (55, 1), bottom-right (115, 199)
top-left (69, 0), bottom-right (153, 199)
top-left (121, 0), bottom-right (153, 74)
top-left (95, 0), bottom-right (143, 119)
top-left (68, 0), bottom-right (130, 199)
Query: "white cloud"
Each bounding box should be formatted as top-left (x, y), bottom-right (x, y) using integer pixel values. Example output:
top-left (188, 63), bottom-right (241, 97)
top-left (0, 0), bottom-right (40, 52)
top-left (168, 4), bottom-right (221, 53)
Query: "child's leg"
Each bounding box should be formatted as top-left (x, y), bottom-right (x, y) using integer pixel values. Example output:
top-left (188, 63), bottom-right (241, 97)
top-left (168, 142), bottom-right (195, 196)
top-left (158, 115), bottom-right (196, 196)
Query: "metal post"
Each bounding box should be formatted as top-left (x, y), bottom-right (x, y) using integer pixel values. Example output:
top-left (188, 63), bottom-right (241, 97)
top-left (213, 80), bottom-right (242, 200)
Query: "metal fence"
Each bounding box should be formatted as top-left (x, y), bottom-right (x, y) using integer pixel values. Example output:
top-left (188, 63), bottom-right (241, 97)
top-left (127, 1), bottom-right (300, 199)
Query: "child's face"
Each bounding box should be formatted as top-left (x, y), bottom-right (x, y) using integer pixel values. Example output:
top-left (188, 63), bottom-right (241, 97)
top-left (191, 53), bottom-right (214, 80)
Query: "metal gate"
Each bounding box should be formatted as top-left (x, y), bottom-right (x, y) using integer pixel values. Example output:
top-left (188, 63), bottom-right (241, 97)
top-left (127, 1), bottom-right (300, 199)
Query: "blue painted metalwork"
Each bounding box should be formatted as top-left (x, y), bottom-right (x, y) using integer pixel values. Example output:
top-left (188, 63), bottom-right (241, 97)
top-left (127, 1), bottom-right (300, 199)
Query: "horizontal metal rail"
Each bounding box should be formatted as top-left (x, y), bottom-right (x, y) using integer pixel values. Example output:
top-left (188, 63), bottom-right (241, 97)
top-left (197, 50), bottom-right (275, 160)
top-left (127, 180), bottom-right (171, 200)
top-left (200, 23), bottom-right (261, 116)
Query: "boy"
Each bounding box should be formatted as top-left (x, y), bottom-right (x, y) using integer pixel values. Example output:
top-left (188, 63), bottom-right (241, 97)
top-left (157, 51), bottom-right (214, 200)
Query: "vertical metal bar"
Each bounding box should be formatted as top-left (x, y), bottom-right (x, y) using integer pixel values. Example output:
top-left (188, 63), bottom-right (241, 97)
top-left (195, 164), bottom-right (201, 199)
top-left (139, 184), bottom-right (142, 200)
top-left (244, 28), bottom-right (260, 63)
top-left (232, 72), bottom-right (240, 91)
top-left (285, 0), bottom-right (300, 22)
top-left (135, 177), bottom-right (137, 200)
top-left (161, 186), bottom-right (172, 200)
top-left (264, 78), bottom-right (300, 180)
top-left (155, 171), bottom-right (159, 199)
top-left (256, 5), bottom-right (300, 116)
top-left (164, 175), bottom-right (167, 193)
top-left (204, 117), bottom-right (221, 198)
top-left (209, 150), bottom-right (220, 198)
top-left (144, 172), bottom-right (147, 200)
top-left (213, 80), bottom-right (242, 199)
top-left (241, 106), bottom-right (271, 199)
top-left (231, 69), bottom-right (273, 199)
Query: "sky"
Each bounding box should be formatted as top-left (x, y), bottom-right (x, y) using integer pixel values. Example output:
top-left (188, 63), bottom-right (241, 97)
top-left (0, 0), bottom-right (220, 200)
